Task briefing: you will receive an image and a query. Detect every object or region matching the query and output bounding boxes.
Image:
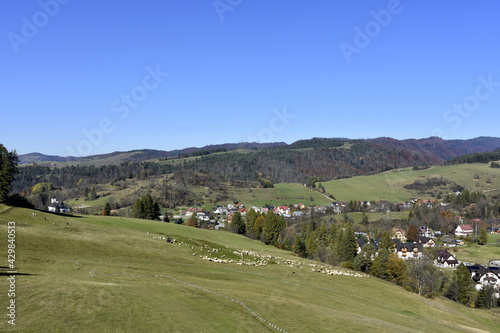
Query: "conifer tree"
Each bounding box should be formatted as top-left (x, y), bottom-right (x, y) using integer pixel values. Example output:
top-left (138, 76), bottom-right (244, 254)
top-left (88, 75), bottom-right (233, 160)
top-left (262, 211), bottom-right (284, 245)
top-left (230, 211), bottom-right (245, 234)
top-left (449, 263), bottom-right (475, 307)
top-left (293, 235), bottom-right (306, 257)
top-left (478, 228), bottom-right (488, 245)
top-left (385, 252), bottom-right (407, 285)
top-left (0, 144), bottom-right (18, 203)
top-left (103, 202), bottom-right (111, 216)
top-left (245, 208), bottom-right (258, 237)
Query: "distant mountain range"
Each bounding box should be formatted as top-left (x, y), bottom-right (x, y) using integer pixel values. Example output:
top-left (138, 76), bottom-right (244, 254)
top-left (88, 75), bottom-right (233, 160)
top-left (18, 136), bottom-right (500, 165)
top-left (367, 136), bottom-right (500, 163)
top-left (18, 142), bottom-right (286, 164)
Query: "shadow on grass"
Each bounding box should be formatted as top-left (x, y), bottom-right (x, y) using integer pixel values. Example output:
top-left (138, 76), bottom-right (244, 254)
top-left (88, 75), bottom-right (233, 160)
top-left (0, 266), bottom-right (39, 276)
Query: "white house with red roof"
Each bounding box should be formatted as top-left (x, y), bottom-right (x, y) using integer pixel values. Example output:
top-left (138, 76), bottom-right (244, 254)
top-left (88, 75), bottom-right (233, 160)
top-left (455, 224), bottom-right (474, 236)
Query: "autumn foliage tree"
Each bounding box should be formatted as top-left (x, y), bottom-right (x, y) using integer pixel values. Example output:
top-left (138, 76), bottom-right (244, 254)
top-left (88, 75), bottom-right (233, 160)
top-left (406, 225), bottom-right (419, 242)
top-left (186, 215), bottom-right (197, 227)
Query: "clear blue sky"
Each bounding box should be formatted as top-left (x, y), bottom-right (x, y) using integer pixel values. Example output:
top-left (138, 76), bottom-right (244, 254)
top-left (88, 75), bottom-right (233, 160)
top-left (1, 0), bottom-right (499, 156)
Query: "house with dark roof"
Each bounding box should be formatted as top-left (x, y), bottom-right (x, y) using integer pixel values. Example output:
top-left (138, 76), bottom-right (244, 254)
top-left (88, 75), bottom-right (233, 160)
top-left (418, 226), bottom-right (434, 238)
top-left (415, 235), bottom-right (436, 247)
top-left (442, 237), bottom-right (459, 247)
top-left (435, 250), bottom-right (459, 268)
top-left (467, 265), bottom-right (500, 291)
top-left (394, 241), bottom-right (423, 260)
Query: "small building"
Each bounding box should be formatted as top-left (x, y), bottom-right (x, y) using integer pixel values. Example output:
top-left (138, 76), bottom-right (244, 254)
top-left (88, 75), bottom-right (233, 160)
top-left (455, 224), bottom-right (474, 236)
top-left (48, 197), bottom-right (70, 213)
top-left (392, 228), bottom-right (406, 242)
top-left (435, 250), bottom-right (459, 268)
top-left (419, 226), bottom-right (434, 238)
top-left (415, 235), bottom-right (436, 247)
top-left (442, 237), bottom-right (459, 247)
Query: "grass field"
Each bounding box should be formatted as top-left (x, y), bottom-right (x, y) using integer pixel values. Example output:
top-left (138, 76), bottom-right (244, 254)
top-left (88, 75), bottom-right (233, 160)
top-left (225, 183), bottom-right (333, 207)
top-left (345, 211), bottom-right (410, 223)
top-left (452, 234), bottom-right (500, 266)
top-left (322, 164), bottom-right (500, 202)
top-left (1, 205), bottom-right (500, 332)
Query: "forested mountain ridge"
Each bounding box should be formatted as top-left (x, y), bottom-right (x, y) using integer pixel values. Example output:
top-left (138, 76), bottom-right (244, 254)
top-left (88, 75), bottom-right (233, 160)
top-left (368, 136), bottom-right (500, 162)
top-left (18, 142), bottom-right (287, 165)
top-left (18, 136), bottom-right (500, 166)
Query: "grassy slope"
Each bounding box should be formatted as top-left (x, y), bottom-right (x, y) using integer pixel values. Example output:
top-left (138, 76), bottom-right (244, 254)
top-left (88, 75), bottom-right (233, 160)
top-left (323, 164), bottom-right (500, 202)
top-left (226, 183), bottom-right (332, 207)
top-left (452, 234), bottom-right (500, 266)
top-left (1, 205), bottom-right (499, 332)
top-left (65, 182), bottom-right (331, 214)
top-left (21, 152), bottom-right (139, 168)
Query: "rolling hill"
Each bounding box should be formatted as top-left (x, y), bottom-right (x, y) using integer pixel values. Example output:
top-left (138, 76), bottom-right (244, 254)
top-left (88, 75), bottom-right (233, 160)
top-left (1, 205), bottom-right (499, 332)
top-left (322, 163), bottom-right (500, 202)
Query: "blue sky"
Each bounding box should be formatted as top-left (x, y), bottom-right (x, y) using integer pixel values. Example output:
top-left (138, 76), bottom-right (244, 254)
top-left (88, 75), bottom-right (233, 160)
top-left (1, 0), bottom-right (499, 156)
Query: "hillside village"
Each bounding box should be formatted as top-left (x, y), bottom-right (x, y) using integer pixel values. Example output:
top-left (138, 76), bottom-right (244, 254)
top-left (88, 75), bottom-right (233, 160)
top-left (137, 194), bottom-right (500, 303)
top-left (46, 192), bottom-right (500, 305)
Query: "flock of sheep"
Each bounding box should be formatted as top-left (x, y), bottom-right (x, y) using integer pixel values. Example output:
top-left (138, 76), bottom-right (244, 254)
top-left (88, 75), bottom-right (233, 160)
top-left (153, 234), bottom-right (369, 278)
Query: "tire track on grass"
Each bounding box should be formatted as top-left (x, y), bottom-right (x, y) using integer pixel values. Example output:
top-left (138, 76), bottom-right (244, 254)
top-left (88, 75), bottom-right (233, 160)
top-left (90, 270), bottom-right (288, 333)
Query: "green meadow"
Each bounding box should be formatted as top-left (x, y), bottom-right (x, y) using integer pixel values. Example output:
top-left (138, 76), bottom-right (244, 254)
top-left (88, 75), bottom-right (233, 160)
top-left (1, 205), bottom-right (499, 332)
top-left (322, 164), bottom-right (500, 202)
top-left (452, 234), bottom-right (500, 266)
top-left (226, 183), bottom-right (332, 207)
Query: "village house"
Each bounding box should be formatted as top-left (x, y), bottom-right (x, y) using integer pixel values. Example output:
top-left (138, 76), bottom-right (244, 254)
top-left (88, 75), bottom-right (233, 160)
top-left (435, 250), bottom-right (459, 268)
top-left (213, 206), bottom-right (228, 215)
top-left (415, 235), bottom-right (436, 247)
top-left (418, 226), bottom-right (434, 238)
top-left (397, 242), bottom-right (423, 260)
top-left (392, 228), bottom-right (406, 242)
top-left (250, 206), bottom-right (260, 213)
top-left (455, 224), bottom-right (474, 236)
top-left (467, 264), bottom-right (500, 292)
top-left (47, 197), bottom-right (70, 213)
top-left (329, 202), bottom-right (343, 214)
top-left (391, 239), bottom-right (423, 260)
top-left (442, 237), bottom-right (459, 247)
